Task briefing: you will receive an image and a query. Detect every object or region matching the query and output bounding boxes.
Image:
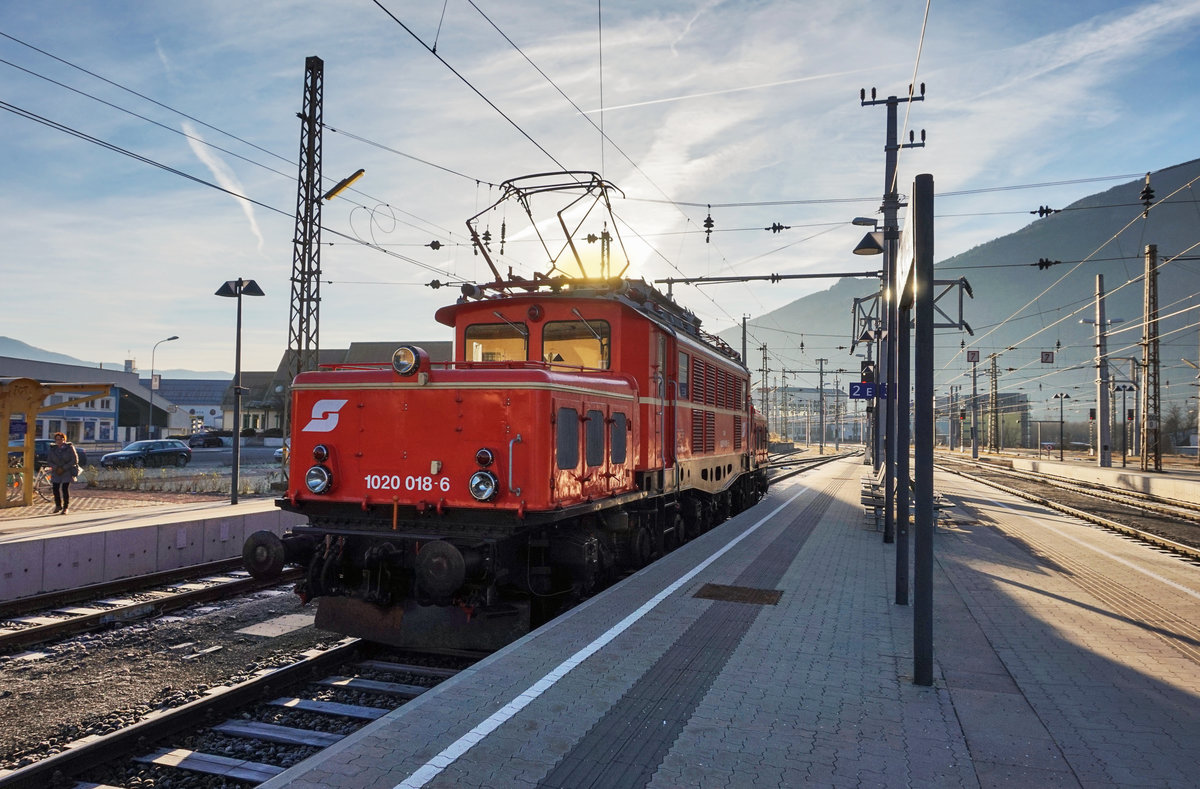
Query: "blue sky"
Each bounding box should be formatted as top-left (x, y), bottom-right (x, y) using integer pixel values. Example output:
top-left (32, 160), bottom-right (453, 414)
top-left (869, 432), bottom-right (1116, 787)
top-left (3, 0), bottom-right (1200, 373)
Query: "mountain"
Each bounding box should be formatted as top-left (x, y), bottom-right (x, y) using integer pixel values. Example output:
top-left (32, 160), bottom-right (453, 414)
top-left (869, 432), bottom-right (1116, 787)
top-left (0, 337), bottom-right (232, 379)
top-left (719, 159), bottom-right (1200, 405)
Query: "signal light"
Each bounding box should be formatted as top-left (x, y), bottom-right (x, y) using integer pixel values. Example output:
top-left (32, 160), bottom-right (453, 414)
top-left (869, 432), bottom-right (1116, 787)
top-left (959, 409), bottom-right (965, 421)
top-left (860, 360), bottom-right (875, 384)
top-left (475, 448), bottom-right (495, 467)
top-left (1088, 408), bottom-right (1096, 421)
top-left (1127, 409), bottom-right (1135, 422)
top-left (312, 444), bottom-right (329, 463)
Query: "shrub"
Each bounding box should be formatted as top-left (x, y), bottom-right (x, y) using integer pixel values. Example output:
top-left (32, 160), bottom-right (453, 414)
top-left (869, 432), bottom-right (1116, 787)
top-left (240, 428), bottom-right (258, 438)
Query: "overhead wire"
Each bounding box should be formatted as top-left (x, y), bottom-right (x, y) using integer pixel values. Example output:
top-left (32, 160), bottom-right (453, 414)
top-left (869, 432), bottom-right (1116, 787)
top-left (0, 99), bottom-right (457, 281)
top-left (0, 29), bottom-right (473, 255)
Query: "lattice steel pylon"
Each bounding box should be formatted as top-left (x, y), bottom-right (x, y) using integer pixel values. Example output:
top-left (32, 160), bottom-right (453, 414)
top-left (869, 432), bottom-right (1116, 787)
top-left (287, 55), bottom-right (324, 428)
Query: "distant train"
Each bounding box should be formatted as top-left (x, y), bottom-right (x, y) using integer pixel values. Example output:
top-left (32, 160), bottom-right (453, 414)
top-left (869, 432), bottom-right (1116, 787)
top-left (243, 173), bottom-right (770, 650)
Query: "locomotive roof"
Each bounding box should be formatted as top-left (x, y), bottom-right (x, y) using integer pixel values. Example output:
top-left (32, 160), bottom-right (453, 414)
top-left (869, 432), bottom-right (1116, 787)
top-left (434, 276), bottom-right (743, 366)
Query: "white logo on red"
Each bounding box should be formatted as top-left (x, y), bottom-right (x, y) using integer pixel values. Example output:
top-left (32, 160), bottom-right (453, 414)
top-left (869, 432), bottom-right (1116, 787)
top-left (302, 399), bottom-right (349, 432)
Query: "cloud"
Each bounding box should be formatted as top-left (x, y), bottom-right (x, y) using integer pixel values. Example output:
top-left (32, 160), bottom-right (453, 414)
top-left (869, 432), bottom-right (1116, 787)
top-left (180, 120), bottom-right (265, 251)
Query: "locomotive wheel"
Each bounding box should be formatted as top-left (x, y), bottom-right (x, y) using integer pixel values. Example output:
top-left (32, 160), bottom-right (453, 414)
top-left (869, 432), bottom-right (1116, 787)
top-left (243, 530), bottom-right (286, 580)
top-left (630, 525), bottom-right (652, 568)
top-left (663, 512), bottom-right (682, 552)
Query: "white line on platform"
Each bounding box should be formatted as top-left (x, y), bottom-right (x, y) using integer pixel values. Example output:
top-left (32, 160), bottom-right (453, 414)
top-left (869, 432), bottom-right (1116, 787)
top-left (993, 500), bottom-right (1200, 601)
top-left (394, 484), bottom-right (809, 789)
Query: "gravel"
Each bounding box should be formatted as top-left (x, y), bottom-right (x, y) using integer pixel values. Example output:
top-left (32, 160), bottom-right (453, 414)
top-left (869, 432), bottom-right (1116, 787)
top-left (0, 584), bottom-right (335, 771)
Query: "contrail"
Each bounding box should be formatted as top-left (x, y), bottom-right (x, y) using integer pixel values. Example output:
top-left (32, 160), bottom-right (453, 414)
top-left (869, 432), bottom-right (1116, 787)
top-left (582, 64), bottom-right (896, 114)
top-left (182, 121), bottom-right (265, 251)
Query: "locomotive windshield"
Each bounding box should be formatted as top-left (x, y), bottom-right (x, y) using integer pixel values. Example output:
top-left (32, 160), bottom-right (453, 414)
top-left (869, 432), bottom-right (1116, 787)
top-left (465, 322), bottom-right (528, 362)
top-left (543, 319), bottom-right (611, 369)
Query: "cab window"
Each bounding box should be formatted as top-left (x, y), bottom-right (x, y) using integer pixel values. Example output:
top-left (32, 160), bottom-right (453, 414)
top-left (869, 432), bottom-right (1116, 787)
top-left (465, 322), bottom-right (527, 362)
top-left (543, 319), bottom-right (610, 369)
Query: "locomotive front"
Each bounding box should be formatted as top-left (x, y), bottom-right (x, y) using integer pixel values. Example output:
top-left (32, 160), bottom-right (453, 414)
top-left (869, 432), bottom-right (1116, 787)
top-left (243, 342), bottom-right (639, 649)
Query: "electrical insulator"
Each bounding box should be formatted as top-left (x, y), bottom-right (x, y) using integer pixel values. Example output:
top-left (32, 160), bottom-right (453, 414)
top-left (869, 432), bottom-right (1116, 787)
top-left (427, 240), bottom-right (442, 251)
top-left (1140, 173), bottom-right (1154, 215)
top-left (703, 210), bottom-right (714, 243)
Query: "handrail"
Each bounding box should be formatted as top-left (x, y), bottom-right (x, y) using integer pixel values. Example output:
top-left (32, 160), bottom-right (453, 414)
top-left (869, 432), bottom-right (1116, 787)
top-left (508, 434), bottom-right (523, 496)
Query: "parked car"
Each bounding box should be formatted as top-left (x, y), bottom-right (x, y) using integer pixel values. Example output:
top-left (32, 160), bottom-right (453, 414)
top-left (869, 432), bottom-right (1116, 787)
top-left (273, 440), bottom-right (290, 463)
top-left (101, 439), bottom-right (192, 468)
top-left (8, 439), bottom-right (88, 468)
top-left (188, 432), bottom-right (224, 448)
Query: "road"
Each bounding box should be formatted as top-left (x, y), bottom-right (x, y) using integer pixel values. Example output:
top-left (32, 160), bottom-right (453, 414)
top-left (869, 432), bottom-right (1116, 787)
top-left (185, 445), bottom-right (281, 469)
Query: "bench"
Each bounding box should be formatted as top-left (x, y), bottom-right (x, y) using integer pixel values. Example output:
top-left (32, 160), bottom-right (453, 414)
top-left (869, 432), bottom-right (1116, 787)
top-left (860, 471), bottom-right (952, 530)
top-left (861, 467), bottom-right (886, 528)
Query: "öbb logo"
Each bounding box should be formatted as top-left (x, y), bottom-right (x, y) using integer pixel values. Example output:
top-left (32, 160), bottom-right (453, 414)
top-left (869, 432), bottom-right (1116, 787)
top-left (302, 399), bottom-right (349, 432)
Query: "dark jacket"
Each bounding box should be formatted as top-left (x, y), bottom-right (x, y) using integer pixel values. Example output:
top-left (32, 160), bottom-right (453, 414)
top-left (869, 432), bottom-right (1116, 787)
top-left (47, 442), bottom-right (79, 484)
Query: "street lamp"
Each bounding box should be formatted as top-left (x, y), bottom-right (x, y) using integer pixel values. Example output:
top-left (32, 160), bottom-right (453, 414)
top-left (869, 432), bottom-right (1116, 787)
top-left (216, 278), bottom-right (265, 504)
top-left (1053, 392), bottom-right (1071, 461)
top-left (148, 335), bottom-right (179, 439)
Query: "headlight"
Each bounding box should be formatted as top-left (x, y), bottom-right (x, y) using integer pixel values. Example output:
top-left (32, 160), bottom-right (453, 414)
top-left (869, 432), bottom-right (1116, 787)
top-left (392, 344), bottom-right (426, 376)
top-left (475, 448), bottom-right (494, 467)
top-left (305, 465), bottom-right (333, 494)
top-left (468, 470), bottom-right (499, 501)
top-left (312, 444), bottom-right (329, 462)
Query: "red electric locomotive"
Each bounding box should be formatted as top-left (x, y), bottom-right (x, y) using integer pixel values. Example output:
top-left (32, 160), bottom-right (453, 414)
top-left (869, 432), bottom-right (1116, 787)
top-left (243, 173), bottom-right (769, 649)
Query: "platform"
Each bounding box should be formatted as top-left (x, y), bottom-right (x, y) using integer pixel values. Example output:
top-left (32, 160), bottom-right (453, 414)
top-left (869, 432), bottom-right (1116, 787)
top-left (256, 456), bottom-right (1200, 788)
top-left (0, 498), bottom-right (304, 602)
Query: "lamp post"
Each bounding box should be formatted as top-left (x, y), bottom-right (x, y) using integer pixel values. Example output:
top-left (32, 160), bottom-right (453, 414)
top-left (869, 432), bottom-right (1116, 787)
top-left (148, 335), bottom-right (179, 439)
top-left (216, 278), bottom-right (265, 504)
top-left (1053, 392), bottom-right (1071, 461)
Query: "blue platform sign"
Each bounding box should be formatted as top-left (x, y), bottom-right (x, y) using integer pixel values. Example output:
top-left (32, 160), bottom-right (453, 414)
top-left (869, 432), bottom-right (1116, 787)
top-left (849, 383), bottom-right (888, 399)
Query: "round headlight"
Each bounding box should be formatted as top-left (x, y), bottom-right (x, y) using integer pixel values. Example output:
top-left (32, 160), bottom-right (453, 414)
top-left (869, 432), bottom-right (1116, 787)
top-left (312, 444), bottom-right (329, 462)
top-left (305, 465), bottom-right (333, 494)
top-left (468, 470), bottom-right (500, 501)
top-left (392, 345), bottom-right (425, 376)
top-left (475, 448), bottom-right (495, 467)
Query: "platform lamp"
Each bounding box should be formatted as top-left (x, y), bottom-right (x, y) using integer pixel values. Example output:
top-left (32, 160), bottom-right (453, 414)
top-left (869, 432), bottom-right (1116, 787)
top-left (148, 335), bottom-right (178, 439)
top-left (216, 278), bottom-right (265, 504)
top-left (1053, 392), bottom-right (1071, 461)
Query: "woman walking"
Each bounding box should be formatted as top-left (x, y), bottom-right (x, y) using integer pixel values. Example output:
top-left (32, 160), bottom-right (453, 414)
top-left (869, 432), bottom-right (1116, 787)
top-left (46, 431), bottom-right (79, 514)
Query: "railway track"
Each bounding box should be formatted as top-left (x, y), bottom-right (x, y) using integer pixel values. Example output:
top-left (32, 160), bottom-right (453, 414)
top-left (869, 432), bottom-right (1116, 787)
top-left (767, 450), bottom-right (858, 485)
top-left (0, 641), bottom-right (480, 788)
top-left (0, 565), bottom-right (304, 653)
top-left (936, 455), bottom-right (1200, 562)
